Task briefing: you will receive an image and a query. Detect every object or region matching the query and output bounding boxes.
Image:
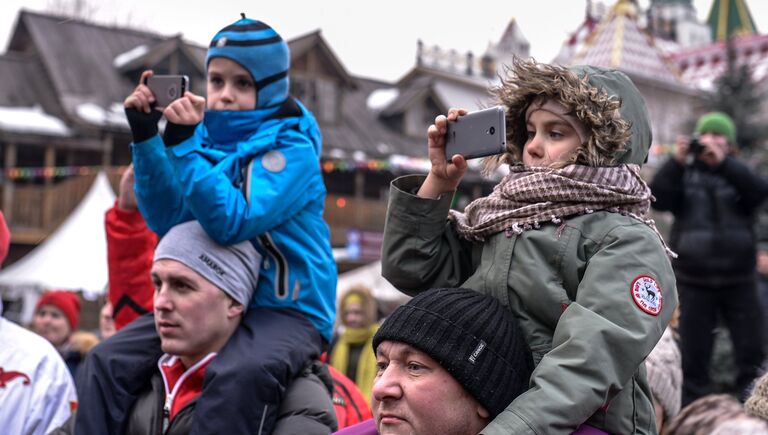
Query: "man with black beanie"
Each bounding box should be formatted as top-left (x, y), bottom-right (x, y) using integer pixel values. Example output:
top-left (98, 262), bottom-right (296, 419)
top-left (335, 288), bottom-right (535, 435)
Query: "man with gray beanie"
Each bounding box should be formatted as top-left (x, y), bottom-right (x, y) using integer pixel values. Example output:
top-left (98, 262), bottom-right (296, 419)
top-left (67, 221), bottom-right (336, 435)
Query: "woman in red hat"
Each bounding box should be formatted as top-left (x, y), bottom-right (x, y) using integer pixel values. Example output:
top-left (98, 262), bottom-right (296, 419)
top-left (31, 290), bottom-right (93, 377)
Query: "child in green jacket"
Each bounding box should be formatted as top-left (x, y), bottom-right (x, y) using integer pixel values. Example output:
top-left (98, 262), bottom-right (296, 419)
top-left (381, 59), bottom-right (678, 434)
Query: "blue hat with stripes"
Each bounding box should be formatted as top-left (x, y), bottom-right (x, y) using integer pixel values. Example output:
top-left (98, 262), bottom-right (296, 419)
top-left (206, 16), bottom-right (289, 109)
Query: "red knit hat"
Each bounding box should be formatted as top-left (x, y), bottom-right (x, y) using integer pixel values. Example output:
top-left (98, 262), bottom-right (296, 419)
top-left (0, 211), bottom-right (10, 266)
top-left (36, 291), bottom-right (81, 330)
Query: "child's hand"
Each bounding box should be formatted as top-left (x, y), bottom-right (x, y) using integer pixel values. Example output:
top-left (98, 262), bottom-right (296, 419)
top-left (418, 108), bottom-right (469, 199)
top-left (163, 92), bottom-right (205, 126)
top-left (124, 70), bottom-right (157, 114)
top-left (124, 70), bottom-right (163, 143)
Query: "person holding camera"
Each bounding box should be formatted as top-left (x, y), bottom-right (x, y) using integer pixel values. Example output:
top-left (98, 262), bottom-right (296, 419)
top-left (382, 58), bottom-right (678, 434)
top-left (75, 15), bottom-right (336, 435)
top-left (650, 111), bottom-right (768, 406)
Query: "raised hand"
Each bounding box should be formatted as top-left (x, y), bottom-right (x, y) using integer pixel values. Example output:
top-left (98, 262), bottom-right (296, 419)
top-left (163, 92), bottom-right (206, 126)
top-left (418, 108), bottom-right (469, 199)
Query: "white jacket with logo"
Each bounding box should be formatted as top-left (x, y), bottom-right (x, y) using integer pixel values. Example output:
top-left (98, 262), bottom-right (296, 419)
top-left (0, 312), bottom-right (77, 435)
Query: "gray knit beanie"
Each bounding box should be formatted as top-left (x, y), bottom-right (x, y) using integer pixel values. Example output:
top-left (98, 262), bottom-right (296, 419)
top-left (154, 220), bottom-right (261, 309)
top-left (373, 288), bottom-right (533, 418)
top-left (645, 327), bottom-right (682, 420)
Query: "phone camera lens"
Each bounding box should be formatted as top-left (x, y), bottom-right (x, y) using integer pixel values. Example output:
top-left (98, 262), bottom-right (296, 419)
top-left (489, 126), bottom-right (495, 135)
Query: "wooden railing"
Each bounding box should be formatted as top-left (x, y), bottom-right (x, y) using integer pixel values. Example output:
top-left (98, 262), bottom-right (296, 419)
top-left (3, 175), bottom-right (98, 243)
top-left (2, 180), bottom-right (388, 247)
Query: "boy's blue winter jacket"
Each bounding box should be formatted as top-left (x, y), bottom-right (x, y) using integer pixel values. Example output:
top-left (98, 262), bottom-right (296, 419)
top-left (132, 98), bottom-right (336, 341)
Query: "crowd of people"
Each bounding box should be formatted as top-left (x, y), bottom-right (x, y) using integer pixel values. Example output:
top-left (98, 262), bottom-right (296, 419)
top-left (1, 13), bottom-right (768, 435)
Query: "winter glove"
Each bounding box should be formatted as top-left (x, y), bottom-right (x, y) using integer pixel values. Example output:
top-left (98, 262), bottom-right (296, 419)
top-left (124, 107), bottom-right (163, 144)
top-left (163, 121), bottom-right (198, 147)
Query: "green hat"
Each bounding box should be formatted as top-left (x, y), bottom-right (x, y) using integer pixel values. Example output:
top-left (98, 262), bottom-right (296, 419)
top-left (695, 112), bottom-right (737, 145)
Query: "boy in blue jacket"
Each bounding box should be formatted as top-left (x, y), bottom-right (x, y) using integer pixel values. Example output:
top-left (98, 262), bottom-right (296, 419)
top-left (75, 16), bottom-right (336, 435)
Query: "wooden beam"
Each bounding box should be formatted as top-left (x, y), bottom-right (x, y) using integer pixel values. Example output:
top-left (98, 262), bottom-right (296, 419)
top-left (3, 143), bottom-right (17, 223)
top-left (41, 145), bottom-right (55, 229)
top-left (101, 133), bottom-right (113, 169)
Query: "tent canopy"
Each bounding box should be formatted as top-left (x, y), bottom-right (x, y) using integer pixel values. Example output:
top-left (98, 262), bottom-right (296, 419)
top-left (0, 172), bottom-right (115, 297)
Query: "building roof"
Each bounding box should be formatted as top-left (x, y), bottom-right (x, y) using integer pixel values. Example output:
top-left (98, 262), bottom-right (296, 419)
top-left (8, 10), bottom-right (170, 113)
top-left (0, 53), bottom-right (61, 114)
top-left (569, 0), bottom-right (682, 85)
top-left (706, 0), bottom-right (758, 41)
top-left (322, 77), bottom-right (424, 160)
top-left (289, 30), bottom-right (357, 89)
top-left (669, 33), bottom-right (768, 90)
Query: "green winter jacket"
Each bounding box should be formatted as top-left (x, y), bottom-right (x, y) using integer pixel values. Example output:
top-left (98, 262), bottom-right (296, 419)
top-left (381, 65), bottom-right (677, 434)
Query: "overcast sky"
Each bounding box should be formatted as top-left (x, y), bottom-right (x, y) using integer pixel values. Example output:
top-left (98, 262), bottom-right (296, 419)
top-left (0, 0), bottom-right (765, 82)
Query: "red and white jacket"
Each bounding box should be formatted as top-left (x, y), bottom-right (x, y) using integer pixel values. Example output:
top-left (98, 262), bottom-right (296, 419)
top-left (105, 202), bottom-right (157, 330)
top-left (0, 313), bottom-right (77, 435)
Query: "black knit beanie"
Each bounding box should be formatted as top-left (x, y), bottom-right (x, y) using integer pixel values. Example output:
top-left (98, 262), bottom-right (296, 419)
top-left (373, 288), bottom-right (533, 418)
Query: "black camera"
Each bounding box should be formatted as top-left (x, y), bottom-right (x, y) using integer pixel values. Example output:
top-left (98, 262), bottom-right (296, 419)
top-left (688, 138), bottom-right (704, 157)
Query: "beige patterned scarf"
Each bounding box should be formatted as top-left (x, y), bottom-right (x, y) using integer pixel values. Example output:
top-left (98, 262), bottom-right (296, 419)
top-left (449, 164), bottom-right (676, 257)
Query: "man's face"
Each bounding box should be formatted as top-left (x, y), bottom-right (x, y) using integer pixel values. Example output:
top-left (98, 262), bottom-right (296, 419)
top-left (99, 301), bottom-right (116, 340)
top-left (372, 341), bottom-right (490, 435)
top-left (206, 57), bottom-right (257, 111)
top-left (152, 259), bottom-right (243, 367)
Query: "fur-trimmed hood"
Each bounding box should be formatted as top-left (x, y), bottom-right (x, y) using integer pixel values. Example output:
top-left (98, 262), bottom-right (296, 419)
top-left (489, 59), bottom-right (652, 168)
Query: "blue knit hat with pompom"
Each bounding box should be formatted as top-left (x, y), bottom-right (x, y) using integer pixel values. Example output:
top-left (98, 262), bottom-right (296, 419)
top-left (206, 15), bottom-right (289, 109)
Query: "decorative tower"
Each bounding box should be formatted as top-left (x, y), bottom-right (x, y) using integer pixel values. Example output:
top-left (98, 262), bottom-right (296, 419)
top-left (706, 0), bottom-right (758, 41)
top-left (481, 18), bottom-right (530, 77)
top-left (646, 0), bottom-right (711, 47)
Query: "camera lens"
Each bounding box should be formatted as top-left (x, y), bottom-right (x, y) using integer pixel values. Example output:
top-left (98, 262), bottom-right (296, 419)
top-left (489, 126), bottom-right (495, 135)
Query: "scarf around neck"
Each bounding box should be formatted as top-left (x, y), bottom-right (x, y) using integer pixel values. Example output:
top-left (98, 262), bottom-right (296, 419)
top-left (449, 164), bottom-right (676, 257)
top-left (330, 323), bottom-right (380, 405)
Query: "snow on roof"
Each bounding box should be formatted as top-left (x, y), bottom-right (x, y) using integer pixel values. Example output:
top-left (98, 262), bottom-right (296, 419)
top-left (366, 88), bottom-right (399, 111)
top-left (113, 44), bottom-right (149, 68)
top-left (0, 106), bottom-right (71, 136)
top-left (388, 154), bottom-right (431, 173)
top-left (76, 102), bottom-right (129, 127)
top-left (433, 80), bottom-right (492, 111)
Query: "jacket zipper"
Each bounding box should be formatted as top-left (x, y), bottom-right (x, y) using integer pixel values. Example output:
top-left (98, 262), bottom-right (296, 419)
top-left (162, 397), bottom-right (171, 434)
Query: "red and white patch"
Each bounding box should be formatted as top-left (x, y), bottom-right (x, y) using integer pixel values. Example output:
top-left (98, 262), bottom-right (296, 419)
top-left (630, 275), bottom-right (663, 316)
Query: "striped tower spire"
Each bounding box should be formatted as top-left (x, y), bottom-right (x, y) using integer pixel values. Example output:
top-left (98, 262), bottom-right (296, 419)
top-left (706, 0), bottom-right (758, 41)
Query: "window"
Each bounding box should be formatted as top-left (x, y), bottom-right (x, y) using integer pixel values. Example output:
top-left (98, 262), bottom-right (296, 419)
top-left (290, 76), bottom-right (317, 110)
top-left (290, 76), bottom-right (339, 124)
top-left (316, 79), bottom-right (338, 124)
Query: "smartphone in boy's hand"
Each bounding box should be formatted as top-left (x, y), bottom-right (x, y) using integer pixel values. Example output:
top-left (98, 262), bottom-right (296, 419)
top-left (145, 75), bottom-right (189, 108)
top-left (445, 106), bottom-right (507, 161)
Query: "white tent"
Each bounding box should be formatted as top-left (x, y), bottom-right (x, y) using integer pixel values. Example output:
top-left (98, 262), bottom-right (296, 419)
top-left (336, 261), bottom-right (410, 315)
top-left (0, 172), bottom-right (115, 321)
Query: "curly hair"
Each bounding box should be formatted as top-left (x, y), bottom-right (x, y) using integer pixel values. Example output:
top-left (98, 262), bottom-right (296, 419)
top-left (483, 58), bottom-right (632, 173)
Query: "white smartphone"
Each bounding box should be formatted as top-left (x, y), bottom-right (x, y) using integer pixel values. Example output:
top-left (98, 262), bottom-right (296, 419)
top-left (445, 106), bottom-right (507, 161)
top-left (145, 75), bottom-right (189, 108)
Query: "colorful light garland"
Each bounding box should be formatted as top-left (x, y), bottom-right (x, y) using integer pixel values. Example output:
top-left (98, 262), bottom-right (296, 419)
top-left (0, 165), bottom-right (128, 180)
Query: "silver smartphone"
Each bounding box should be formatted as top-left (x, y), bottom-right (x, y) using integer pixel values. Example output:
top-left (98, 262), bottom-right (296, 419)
top-left (445, 106), bottom-right (507, 161)
top-left (145, 75), bottom-right (189, 108)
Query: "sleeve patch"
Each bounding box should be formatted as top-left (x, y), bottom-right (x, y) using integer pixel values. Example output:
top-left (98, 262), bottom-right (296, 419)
top-left (631, 275), bottom-right (663, 316)
top-left (262, 150), bottom-right (286, 173)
